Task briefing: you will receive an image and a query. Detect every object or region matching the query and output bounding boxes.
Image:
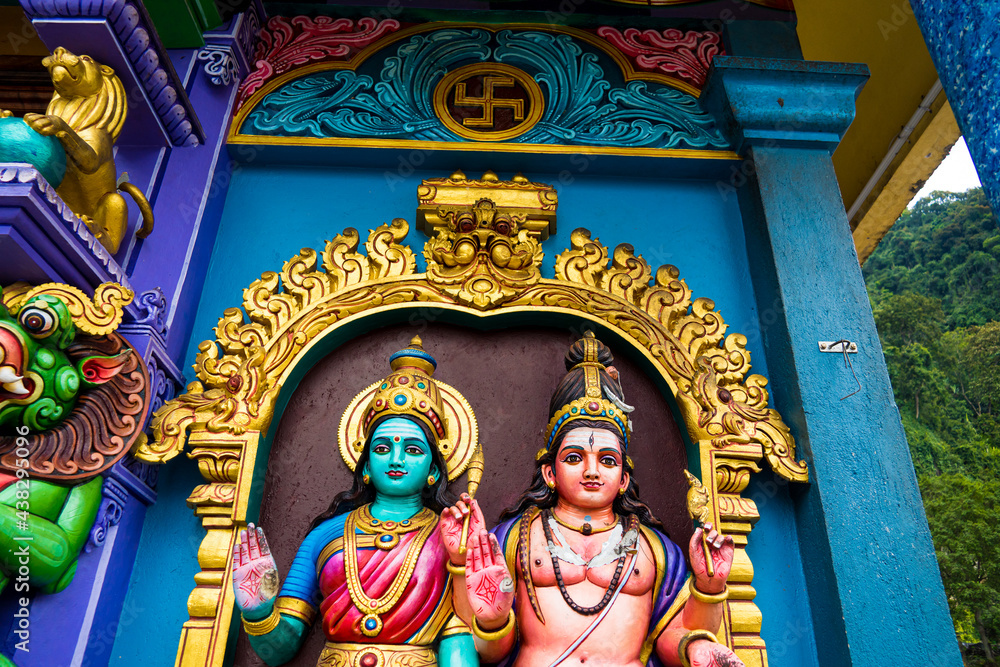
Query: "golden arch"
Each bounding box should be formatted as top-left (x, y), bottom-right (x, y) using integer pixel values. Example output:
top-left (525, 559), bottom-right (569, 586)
top-left (141, 218), bottom-right (807, 667)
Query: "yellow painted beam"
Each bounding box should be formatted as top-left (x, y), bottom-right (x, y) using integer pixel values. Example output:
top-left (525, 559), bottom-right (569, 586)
top-left (852, 98), bottom-right (960, 263)
top-left (795, 0), bottom-right (950, 261)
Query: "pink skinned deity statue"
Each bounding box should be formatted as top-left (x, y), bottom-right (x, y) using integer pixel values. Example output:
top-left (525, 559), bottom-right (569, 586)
top-left (449, 332), bottom-right (745, 667)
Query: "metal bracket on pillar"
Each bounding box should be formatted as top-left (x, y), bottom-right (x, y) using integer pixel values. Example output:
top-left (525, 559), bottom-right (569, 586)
top-left (819, 340), bottom-right (858, 353)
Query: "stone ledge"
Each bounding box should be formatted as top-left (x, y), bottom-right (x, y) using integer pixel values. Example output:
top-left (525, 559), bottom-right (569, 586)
top-left (0, 163), bottom-right (133, 293)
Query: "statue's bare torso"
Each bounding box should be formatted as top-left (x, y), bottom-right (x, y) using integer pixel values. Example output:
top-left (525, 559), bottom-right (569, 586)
top-left (515, 514), bottom-right (657, 667)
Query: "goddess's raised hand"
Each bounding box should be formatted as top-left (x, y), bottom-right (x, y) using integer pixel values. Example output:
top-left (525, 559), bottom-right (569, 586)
top-left (465, 528), bottom-right (515, 629)
top-left (231, 523), bottom-right (280, 614)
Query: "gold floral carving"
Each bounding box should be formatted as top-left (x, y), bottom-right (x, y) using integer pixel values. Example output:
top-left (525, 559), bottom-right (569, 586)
top-left (144, 188), bottom-right (806, 666)
top-left (3, 281), bottom-right (133, 335)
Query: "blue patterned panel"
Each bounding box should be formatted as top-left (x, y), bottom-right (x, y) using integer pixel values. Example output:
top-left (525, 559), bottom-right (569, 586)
top-left (241, 27), bottom-right (729, 150)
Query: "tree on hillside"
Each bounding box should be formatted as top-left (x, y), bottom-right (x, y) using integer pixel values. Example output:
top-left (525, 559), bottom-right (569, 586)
top-left (874, 292), bottom-right (947, 419)
top-left (967, 322), bottom-right (1000, 416)
top-left (873, 292), bottom-right (946, 348)
top-left (866, 189), bottom-right (1000, 653)
top-left (920, 474), bottom-right (1000, 664)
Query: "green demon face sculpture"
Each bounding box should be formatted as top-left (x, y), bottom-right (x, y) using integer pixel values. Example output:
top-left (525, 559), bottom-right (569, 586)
top-left (0, 294), bottom-right (129, 431)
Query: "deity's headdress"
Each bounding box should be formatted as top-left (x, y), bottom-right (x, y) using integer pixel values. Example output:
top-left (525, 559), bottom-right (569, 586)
top-left (338, 336), bottom-right (479, 481)
top-left (539, 332), bottom-right (634, 461)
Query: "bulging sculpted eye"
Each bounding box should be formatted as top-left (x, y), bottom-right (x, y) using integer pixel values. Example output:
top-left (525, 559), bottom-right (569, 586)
top-left (19, 306), bottom-right (57, 338)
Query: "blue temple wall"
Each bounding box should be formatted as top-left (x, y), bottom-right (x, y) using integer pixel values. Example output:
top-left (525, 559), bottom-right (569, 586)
top-left (111, 158), bottom-right (818, 666)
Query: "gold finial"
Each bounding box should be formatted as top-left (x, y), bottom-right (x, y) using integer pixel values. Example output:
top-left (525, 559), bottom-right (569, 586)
top-left (513, 173), bottom-right (528, 183)
top-left (684, 470), bottom-right (716, 576)
top-left (410, 335), bottom-right (423, 349)
top-left (449, 170), bottom-right (466, 181)
top-left (481, 170), bottom-right (499, 182)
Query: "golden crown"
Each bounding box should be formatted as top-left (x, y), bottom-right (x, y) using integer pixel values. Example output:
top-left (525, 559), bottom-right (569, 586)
top-left (338, 336), bottom-right (479, 480)
top-left (361, 336), bottom-right (447, 442)
top-left (540, 333), bottom-right (632, 457)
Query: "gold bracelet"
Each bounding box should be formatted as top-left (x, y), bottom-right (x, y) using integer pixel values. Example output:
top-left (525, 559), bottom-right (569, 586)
top-left (446, 561), bottom-right (466, 575)
top-left (242, 607), bottom-right (281, 636)
top-left (678, 629), bottom-right (720, 667)
top-left (688, 579), bottom-right (729, 604)
top-left (471, 609), bottom-right (515, 641)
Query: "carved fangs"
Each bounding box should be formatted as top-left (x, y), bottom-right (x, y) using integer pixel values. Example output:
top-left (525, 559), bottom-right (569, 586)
top-left (0, 365), bottom-right (28, 395)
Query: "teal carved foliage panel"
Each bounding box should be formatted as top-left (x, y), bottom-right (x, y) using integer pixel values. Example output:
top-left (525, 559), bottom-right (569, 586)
top-left (236, 23), bottom-right (730, 151)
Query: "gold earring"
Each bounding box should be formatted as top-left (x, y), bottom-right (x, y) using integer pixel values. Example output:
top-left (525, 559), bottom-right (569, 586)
top-left (618, 487), bottom-right (626, 496)
top-left (427, 475), bottom-right (436, 486)
top-left (546, 479), bottom-right (555, 489)
top-left (363, 473), bottom-right (370, 484)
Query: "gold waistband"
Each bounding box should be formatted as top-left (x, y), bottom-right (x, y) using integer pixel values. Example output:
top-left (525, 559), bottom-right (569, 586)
top-left (317, 642), bottom-right (436, 667)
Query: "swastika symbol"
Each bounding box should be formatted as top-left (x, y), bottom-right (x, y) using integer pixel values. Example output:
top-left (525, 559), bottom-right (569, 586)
top-left (453, 76), bottom-right (525, 129)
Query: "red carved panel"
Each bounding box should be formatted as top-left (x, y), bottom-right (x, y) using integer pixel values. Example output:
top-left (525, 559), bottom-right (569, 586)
top-left (596, 27), bottom-right (724, 89)
top-left (236, 16), bottom-right (401, 109)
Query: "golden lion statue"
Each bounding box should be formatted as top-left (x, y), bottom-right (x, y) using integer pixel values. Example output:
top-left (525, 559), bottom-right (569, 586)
top-left (19, 48), bottom-right (154, 254)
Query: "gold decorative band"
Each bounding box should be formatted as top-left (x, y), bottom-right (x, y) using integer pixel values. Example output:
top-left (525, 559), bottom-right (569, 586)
top-left (688, 580), bottom-right (729, 605)
top-left (276, 596), bottom-right (318, 626)
top-left (471, 610), bottom-right (516, 641)
top-left (316, 642), bottom-right (436, 667)
top-left (242, 607), bottom-right (281, 636)
top-left (441, 613), bottom-right (472, 638)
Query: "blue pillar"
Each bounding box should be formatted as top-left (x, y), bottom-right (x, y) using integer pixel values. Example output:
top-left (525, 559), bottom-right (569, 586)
top-left (909, 1), bottom-right (1000, 216)
top-left (703, 58), bottom-right (963, 667)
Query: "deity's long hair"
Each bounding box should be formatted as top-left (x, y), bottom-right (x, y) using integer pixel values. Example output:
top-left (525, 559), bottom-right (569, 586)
top-left (500, 335), bottom-right (663, 530)
top-left (307, 414), bottom-right (453, 535)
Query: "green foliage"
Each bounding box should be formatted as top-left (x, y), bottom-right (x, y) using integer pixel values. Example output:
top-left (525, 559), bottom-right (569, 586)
top-left (920, 475), bottom-right (1000, 655)
top-left (865, 189), bottom-right (1000, 659)
top-left (865, 189), bottom-right (1000, 328)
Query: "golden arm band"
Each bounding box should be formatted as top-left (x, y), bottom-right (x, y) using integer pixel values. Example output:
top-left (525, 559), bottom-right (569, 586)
top-left (275, 596), bottom-right (318, 626)
top-left (471, 610), bottom-right (515, 641)
top-left (446, 561), bottom-right (465, 576)
top-left (242, 607), bottom-right (281, 636)
top-left (441, 613), bottom-right (472, 638)
top-left (687, 580), bottom-right (729, 604)
top-left (678, 630), bottom-right (720, 667)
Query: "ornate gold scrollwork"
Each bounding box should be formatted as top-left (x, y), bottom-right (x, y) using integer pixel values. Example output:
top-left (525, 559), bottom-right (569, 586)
top-left (3, 281), bottom-right (133, 335)
top-left (143, 175), bottom-right (805, 667)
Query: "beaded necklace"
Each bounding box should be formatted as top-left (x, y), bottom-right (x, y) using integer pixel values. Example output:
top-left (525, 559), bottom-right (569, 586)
top-left (541, 510), bottom-right (639, 616)
top-left (345, 505), bottom-right (437, 637)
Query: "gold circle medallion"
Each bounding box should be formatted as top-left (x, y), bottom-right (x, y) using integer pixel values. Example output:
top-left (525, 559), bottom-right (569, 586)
top-left (433, 63), bottom-right (544, 142)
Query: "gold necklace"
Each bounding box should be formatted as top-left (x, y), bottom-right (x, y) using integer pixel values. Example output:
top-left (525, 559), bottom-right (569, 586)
top-left (355, 504), bottom-right (436, 550)
top-left (345, 506), bottom-right (436, 637)
top-left (552, 510), bottom-right (618, 536)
